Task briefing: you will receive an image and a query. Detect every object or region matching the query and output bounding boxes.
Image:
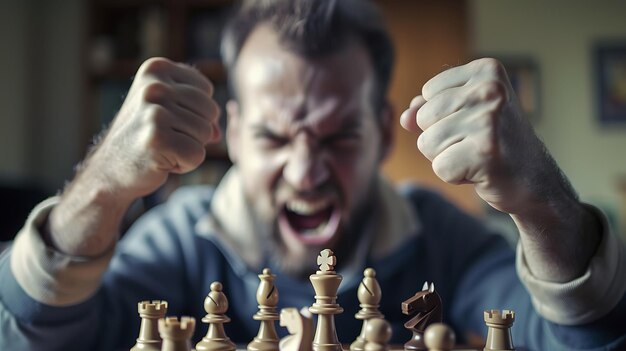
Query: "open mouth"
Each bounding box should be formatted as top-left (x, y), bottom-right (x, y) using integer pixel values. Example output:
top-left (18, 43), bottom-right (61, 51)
top-left (277, 198), bottom-right (342, 246)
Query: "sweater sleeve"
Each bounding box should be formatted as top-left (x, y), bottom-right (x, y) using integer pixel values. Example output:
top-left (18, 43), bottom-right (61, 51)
top-left (432, 195), bottom-right (626, 350)
top-left (516, 204), bottom-right (626, 325)
top-left (8, 197), bottom-right (114, 306)
top-left (0, 197), bottom-right (108, 350)
top-left (0, 186), bottom-right (216, 350)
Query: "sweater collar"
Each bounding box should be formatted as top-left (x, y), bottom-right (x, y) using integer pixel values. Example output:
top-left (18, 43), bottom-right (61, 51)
top-left (195, 167), bottom-right (420, 280)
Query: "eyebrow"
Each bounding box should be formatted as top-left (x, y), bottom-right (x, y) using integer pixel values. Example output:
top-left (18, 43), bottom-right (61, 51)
top-left (249, 115), bottom-right (363, 137)
top-left (251, 124), bottom-right (281, 134)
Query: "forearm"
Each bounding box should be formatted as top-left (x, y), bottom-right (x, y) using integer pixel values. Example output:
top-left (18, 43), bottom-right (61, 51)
top-left (45, 155), bottom-right (136, 257)
top-left (511, 195), bottom-right (601, 283)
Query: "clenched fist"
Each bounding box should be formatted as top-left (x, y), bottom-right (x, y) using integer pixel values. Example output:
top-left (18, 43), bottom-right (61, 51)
top-left (400, 58), bottom-right (558, 215)
top-left (46, 58), bottom-right (222, 256)
top-left (90, 57), bottom-right (222, 200)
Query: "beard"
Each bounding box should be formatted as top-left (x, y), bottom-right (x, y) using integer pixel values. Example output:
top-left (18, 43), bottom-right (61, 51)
top-left (245, 181), bottom-right (378, 280)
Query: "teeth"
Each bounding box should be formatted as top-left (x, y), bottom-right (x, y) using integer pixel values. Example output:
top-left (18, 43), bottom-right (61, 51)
top-left (286, 199), bottom-right (330, 215)
top-left (301, 222), bottom-right (327, 237)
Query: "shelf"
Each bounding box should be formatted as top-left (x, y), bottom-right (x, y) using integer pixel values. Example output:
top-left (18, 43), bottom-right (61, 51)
top-left (186, 0), bottom-right (233, 8)
top-left (89, 58), bottom-right (226, 84)
top-left (92, 0), bottom-right (167, 8)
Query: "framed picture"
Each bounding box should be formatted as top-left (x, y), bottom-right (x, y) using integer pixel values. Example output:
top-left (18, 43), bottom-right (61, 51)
top-left (487, 56), bottom-right (541, 122)
top-left (595, 42), bottom-right (626, 125)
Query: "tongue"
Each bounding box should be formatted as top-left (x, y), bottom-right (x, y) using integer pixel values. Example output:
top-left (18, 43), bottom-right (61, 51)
top-left (287, 207), bottom-right (332, 230)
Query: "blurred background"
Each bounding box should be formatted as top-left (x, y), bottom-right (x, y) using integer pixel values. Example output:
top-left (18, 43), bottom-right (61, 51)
top-left (1, 0), bottom-right (625, 241)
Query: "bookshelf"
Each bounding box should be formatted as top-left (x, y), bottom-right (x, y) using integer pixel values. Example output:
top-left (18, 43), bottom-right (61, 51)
top-left (83, 0), bottom-right (234, 217)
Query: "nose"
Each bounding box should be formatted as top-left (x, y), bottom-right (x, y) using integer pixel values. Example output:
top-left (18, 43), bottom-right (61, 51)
top-left (283, 137), bottom-right (329, 191)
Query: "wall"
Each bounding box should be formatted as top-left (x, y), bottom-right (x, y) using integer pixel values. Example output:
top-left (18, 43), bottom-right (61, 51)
top-left (0, 0), bottom-right (30, 181)
top-left (0, 0), bottom-right (84, 191)
top-left (470, 0), bottom-right (626, 234)
top-left (379, 0), bottom-right (483, 214)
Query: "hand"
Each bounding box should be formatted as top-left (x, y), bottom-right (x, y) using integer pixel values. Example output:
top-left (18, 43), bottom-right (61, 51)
top-left (88, 57), bottom-right (221, 200)
top-left (400, 58), bottom-right (551, 215)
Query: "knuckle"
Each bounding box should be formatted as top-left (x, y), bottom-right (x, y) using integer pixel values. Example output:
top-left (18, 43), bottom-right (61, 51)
top-left (432, 157), bottom-right (453, 182)
top-left (417, 132), bottom-right (428, 154)
top-left (142, 81), bottom-right (171, 103)
top-left (205, 79), bottom-right (215, 96)
top-left (417, 131), bottom-right (435, 161)
top-left (186, 146), bottom-right (206, 169)
top-left (476, 57), bottom-right (506, 77)
top-left (144, 104), bottom-right (169, 126)
top-left (198, 121), bottom-right (214, 142)
top-left (477, 80), bottom-right (506, 103)
top-left (139, 57), bottom-right (174, 76)
top-left (415, 105), bottom-right (431, 130)
top-left (432, 156), bottom-right (462, 184)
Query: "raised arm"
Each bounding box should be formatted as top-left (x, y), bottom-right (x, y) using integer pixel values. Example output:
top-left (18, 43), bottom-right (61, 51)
top-left (399, 58), bottom-right (625, 324)
top-left (47, 57), bottom-right (221, 257)
top-left (0, 57), bottom-right (221, 349)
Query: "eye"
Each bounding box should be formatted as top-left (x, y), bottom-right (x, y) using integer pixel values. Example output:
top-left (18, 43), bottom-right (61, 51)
top-left (254, 130), bottom-right (289, 148)
top-left (323, 132), bottom-right (360, 148)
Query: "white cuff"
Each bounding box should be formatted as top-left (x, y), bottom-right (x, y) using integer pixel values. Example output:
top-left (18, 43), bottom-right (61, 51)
top-left (9, 197), bottom-right (113, 306)
top-left (516, 204), bottom-right (626, 325)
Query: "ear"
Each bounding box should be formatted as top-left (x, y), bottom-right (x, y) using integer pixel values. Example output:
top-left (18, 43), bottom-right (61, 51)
top-left (429, 283), bottom-right (435, 293)
top-left (422, 281), bottom-right (429, 291)
top-left (225, 99), bottom-right (241, 164)
top-left (377, 100), bottom-right (395, 162)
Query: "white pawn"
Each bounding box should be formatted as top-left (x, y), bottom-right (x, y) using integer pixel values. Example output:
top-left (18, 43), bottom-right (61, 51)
top-left (363, 318), bottom-right (392, 351)
top-left (423, 323), bottom-right (455, 351)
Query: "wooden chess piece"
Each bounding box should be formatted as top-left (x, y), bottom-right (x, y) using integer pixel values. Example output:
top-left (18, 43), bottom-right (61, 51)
top-left (363, 318), bottom-right (392, 351)
top-left (195, 282), bottom-right (237, 351)
top-left (248, 268), bottom-right (280, 351)
top-left (279, 307), bottom-right (313, 351)
top-left (132, 300), bottom-right (168, 351)
top-left (309, 249), bottom-right (343, 351)
top-left (350, 268), bottom-right (384, 351)
top-left (484, 310), bottom-right (515, 351)
top-left (401, 282), bottom-right (443, 351)
top-left (423, 323), bottom-right (455, 351)
top-left (158, 316), bottom-right (196, 351)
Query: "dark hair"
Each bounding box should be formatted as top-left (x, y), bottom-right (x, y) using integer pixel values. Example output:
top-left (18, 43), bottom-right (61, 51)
top-left (221, 0), bottom-right (395, 114)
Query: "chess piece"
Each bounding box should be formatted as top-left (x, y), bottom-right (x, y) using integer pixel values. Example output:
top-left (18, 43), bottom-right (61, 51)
top-left (158, 316), bottom-right (196, 351)
top-left (350, 268), bottom-right (384, 351)
top-left (309, 249), bottom-right (344, 351)
top-left (248, 268), bottom-right (280, 351)
top-left (401, 282), bottom-right (443, 351)
top-left (423, 323), bottom-right (455, 351)
top-left (484, 310), bottom-right (515, 351)
top-left (363, 318), bottom-right (392, 351)
top-left (132, 300), bottom-right (168, 351)
top-left (195, 282), bottom-right (237, 351)
top-left (279, 307), bottom-right (313, 351)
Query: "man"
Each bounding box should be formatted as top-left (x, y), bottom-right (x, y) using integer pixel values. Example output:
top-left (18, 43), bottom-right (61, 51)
top-left (1, 0), bottom-right (625, 350)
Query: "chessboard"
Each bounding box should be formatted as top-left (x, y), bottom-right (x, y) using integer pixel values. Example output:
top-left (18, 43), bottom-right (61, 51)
top-left (130, 249), bottom-right (515, 351)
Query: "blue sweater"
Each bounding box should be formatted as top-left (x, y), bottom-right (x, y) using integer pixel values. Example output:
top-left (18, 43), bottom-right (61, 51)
top-left (0, 185), bottom-right (625, 350)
